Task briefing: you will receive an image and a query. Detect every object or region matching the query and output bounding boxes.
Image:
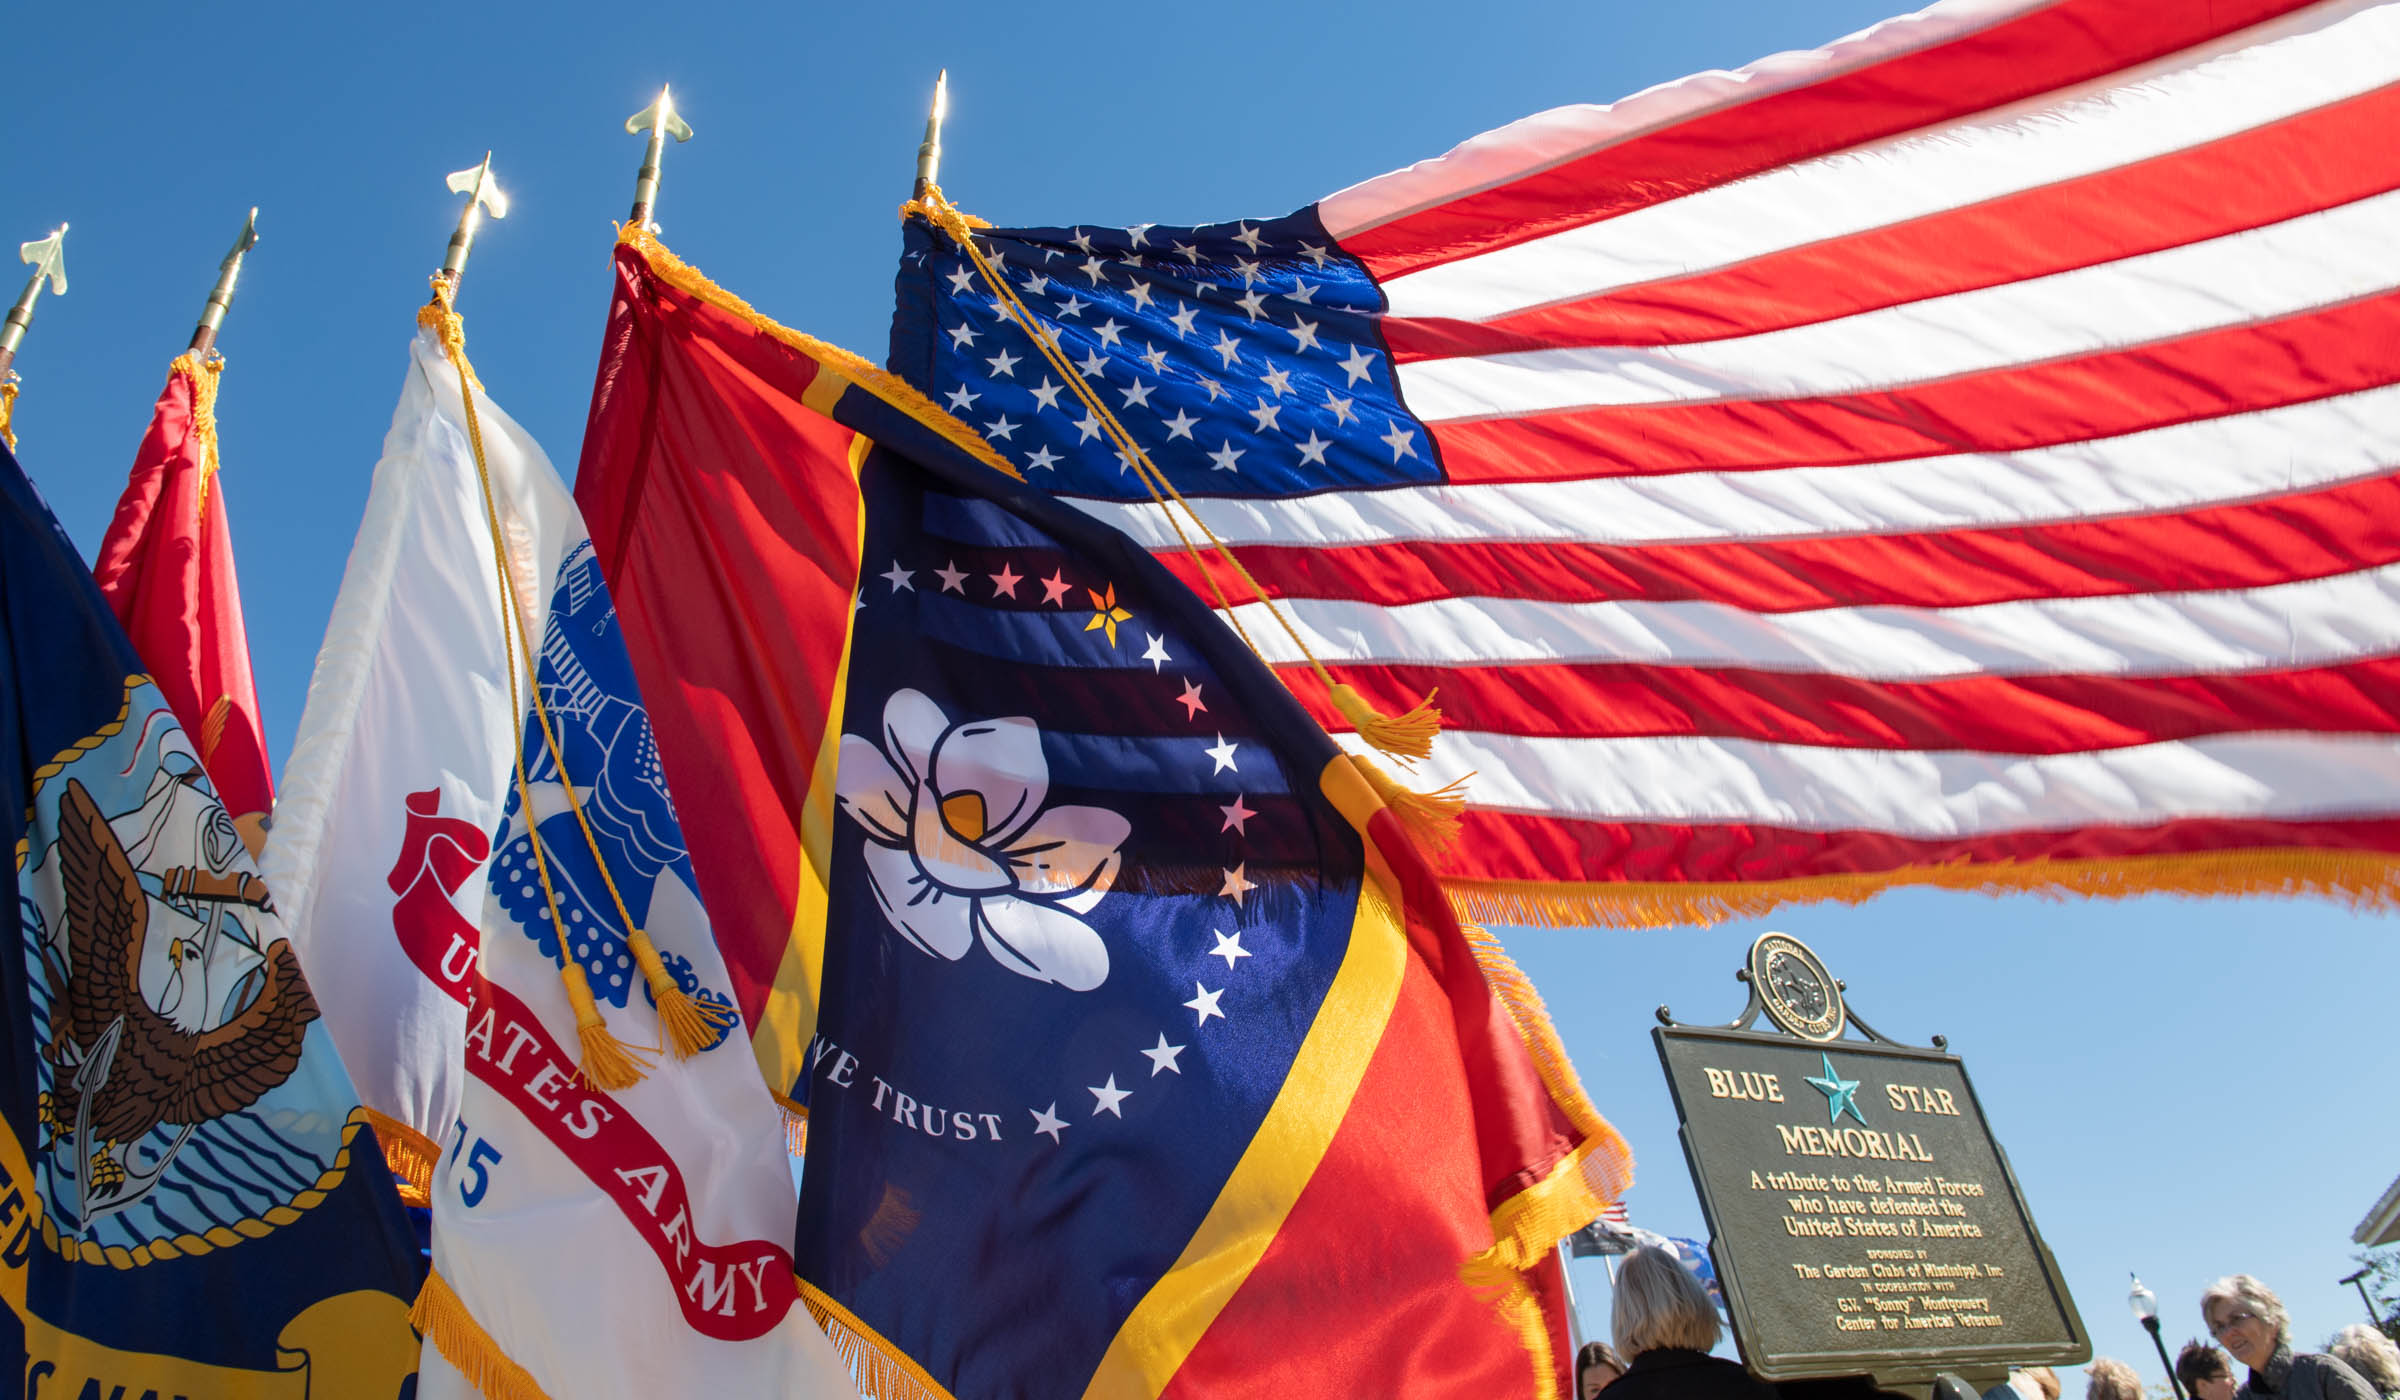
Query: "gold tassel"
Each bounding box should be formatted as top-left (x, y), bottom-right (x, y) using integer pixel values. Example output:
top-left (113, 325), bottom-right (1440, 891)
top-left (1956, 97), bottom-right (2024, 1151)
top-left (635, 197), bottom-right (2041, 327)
top-left (1354, 755), bottom-right (1468, 855)
top-left (1330, 683), bottom-right (1441, 762)
top-left (628, 929), bottom-right (737, 1059)
top-left (1, 379), bottom-right (18, 450)
top-left (413, 1269), bottom-right (554, 1400)
top-left (559, 961), bottom-right (651, 1090)
top-left (783, 1104), bottom-right (810, 1157)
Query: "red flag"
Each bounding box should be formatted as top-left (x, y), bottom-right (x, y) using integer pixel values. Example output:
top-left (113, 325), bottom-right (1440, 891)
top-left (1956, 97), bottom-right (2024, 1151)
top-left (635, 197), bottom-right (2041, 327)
top-left (91, 353), bottom-right (273, 851)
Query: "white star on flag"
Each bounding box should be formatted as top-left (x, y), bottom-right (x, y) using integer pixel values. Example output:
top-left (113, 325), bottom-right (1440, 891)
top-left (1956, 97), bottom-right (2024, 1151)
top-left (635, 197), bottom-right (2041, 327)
top-left (1142, 634), bottom-right (1172, 672)
top-left (935, 561), bottom-right (969, 593)
top-left (1032, 1104), bottom-right (1068, 1142)
top-left (1210, 930), bottom-right (1251, 969)
top-left (1167, 303), bottom-right (1199, 337)
top-left (1287, 317), bottom-right (1321, 353)
top-left (1029, 379), bottom-right (1064, 410)
top-left (948, 323), bottom-right (978, 349)
top-left (945, 385), bottom-right (980, 412)
top-left (1025, 446), bottom-right (1062, 471)
top-left (1208, 442), bottom-right (1244, 473)
top-left (1296, 431), bottom-right (1331, 467)
top-left (1185, 983), bottom-right (1226, 1026)
top-left (1338, 345), bottom-right (1376, 386)
top-left (1232, 223), bottom-right (1266, 252)
top-left (1163, 409), bottom-right (1198, 441)
top-left (985, 348), bottom-right (1020, 377)
top-left (1212, 331), bottom-right (1242, 368)
top-left (1382, 421), bottom-right (1418, 462)
top-left (1142, 1035), bottom-right (1186, 1076)
top-left (881, 561), bottom-right (915, 592)
top-left (1089, 1076), bottom-right (1131, 1117)
top-left (1206, 735), bottom-right (1240, 772)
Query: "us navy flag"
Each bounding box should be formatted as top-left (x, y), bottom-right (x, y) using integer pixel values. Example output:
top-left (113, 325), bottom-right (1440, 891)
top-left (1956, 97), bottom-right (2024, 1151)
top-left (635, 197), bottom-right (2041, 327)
top-left (2, 440), bottom-right (423, 1395)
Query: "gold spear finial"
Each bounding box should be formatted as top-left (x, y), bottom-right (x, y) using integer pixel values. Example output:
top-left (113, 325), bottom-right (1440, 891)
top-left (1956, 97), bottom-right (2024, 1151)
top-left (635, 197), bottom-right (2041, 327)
top-left (914, 69), bottom-right (949, 200)
top-left (625, 85), bottom-right (694, 232)
top-left (0, 224), bottom-right (69, 381)
top-left (438, 153), bottom-right (510, 298)
top-left (188, 208), bottom-right (259, 358)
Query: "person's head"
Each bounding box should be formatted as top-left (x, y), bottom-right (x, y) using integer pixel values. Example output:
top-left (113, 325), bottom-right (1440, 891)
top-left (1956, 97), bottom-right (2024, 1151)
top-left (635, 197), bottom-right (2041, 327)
top-left (2177, 1339), bottom-right (2238, 1400)
top-left (1612, 1245), bottom-right (1722, 1359)
top-left (2330, 1325), bottom-right (2400, 1394)
top-left (2086, 1358), bottom-right (2143, 1400)
top-left (2202, 1276), bottom-right (2291, 1371)
top-left (1578, 1341), bottom-right (1628, 1399)
top-left (2022, 1367), bottom-right (2062, 1400)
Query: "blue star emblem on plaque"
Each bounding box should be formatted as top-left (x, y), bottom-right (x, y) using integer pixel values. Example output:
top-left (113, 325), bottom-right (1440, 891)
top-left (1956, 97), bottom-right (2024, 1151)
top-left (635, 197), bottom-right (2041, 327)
top-left (1806, 1052), bottom-right (1867, 1127)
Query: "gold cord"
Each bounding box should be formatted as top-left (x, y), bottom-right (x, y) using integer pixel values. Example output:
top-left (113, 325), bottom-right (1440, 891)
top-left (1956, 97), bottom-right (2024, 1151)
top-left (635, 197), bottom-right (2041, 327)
top-left (419, 288), bottom-right (658, 1089)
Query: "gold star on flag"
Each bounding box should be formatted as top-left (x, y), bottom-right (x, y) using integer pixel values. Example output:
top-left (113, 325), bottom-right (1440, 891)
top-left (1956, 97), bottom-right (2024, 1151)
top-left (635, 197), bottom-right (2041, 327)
top-left (1084, 583), bottom-right (1132, 646)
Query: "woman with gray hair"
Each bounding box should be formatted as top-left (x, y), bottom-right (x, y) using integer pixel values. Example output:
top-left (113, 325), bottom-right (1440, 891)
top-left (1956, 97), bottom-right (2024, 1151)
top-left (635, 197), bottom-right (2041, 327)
top-left (2327, 1326), bottom-right (2400, 1399)
top-left (2087, 1359), bottom-right (2145, 1400)
top-left (2201, 1275), bottom-right (2377, 1400)
top-left (1603, 1246), bottom-right (1778, 1400)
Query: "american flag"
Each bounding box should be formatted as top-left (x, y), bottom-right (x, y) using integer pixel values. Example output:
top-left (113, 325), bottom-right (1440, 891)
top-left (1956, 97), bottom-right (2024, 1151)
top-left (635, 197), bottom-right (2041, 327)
top-left (890, 0), bottom-right (2400, 928)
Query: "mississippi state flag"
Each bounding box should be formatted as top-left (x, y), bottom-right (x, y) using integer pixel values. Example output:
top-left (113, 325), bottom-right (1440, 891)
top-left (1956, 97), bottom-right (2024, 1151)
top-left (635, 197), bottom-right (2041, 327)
top-left (890, 0), bottom-right (2400, 929)
top-left (578, 228), bottom-right (1629, 1400)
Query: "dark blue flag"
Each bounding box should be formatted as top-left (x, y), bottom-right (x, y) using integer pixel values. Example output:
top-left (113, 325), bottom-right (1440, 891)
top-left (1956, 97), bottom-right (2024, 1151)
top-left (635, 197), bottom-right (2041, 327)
top-left (2, 441), bottom-right (423, 1394)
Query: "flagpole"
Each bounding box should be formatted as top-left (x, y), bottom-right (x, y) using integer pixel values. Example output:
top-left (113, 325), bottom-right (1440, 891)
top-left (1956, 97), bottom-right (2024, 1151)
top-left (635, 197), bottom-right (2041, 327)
top-left (913, 69), bottom-right (949, 199)
top-left (187, 208), bottom-right (259, 358)
top-left (437, 154), bottom-right (509, 300)
top-left (0, 225), bottom-right (69, 382)
top-left (624, 86), bottom-right (692, 231)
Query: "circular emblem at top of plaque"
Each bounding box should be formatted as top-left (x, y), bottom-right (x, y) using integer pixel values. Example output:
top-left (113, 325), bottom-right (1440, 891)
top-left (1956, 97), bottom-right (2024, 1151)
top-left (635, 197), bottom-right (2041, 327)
top-left (1749, 933), bottom-right (1845, 1041)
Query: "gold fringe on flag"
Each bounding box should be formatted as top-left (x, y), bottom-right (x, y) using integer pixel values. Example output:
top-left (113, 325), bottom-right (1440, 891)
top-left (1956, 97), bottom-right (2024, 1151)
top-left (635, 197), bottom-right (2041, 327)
top-left (413, 1269), bottom-right (554, 1400)
top-left (1443, 846), bottom-right (2400, 932)
top-left (358, 1104), bottom-right (439, 1208)
top-left (800, 1278), bottom-right (959, 1400)
top-left (0, 378), bottom-right (16, 450)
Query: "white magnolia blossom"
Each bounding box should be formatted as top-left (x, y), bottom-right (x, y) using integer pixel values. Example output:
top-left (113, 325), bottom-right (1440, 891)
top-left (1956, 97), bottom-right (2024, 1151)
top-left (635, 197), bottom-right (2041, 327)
top-left (835, 689), bottom-right (1129, 991)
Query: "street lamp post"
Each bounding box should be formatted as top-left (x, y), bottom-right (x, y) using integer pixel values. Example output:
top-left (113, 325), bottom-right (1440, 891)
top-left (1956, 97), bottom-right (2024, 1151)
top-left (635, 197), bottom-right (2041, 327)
top-left (2341, 1268), bottom-right (2382, 1328)
top-left (2132, 1275), bottom-right (2187, 1400)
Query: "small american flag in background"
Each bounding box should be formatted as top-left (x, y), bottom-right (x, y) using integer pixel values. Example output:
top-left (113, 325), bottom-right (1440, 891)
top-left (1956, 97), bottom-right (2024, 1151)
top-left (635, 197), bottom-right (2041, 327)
top-left (892, 0), bottom-right (2400, 930)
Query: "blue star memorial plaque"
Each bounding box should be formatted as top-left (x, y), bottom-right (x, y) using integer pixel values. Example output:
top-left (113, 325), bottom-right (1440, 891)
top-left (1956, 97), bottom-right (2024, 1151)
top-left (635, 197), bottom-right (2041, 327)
top-left (1651, 934), bottom-right (2089, 1388)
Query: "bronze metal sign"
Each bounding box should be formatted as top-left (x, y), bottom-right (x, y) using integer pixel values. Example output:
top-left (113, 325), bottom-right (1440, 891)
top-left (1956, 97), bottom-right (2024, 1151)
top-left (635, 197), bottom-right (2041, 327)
top-left (1652, 935), bottom-right (2088, 1384)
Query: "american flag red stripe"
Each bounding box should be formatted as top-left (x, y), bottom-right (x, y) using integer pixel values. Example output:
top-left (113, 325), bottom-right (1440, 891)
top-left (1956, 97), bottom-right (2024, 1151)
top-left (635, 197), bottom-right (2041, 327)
top-left (895, 0), bottom-right (2400, 926)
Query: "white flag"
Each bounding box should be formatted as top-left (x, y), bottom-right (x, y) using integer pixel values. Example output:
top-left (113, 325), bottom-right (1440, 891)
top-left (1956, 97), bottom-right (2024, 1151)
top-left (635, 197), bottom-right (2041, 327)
top-left (271, 315), bottom-right (858, 1398)
top-left (262, 320), bottom-right (573, 1193)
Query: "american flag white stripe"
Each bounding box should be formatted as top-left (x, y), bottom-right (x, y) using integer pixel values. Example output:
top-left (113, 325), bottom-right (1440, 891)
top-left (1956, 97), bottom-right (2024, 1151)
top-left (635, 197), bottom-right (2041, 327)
top-left (1396, 188), bottom-right (2400, 419)
top-left (1075, 386), bottom-right (2400, 550)
top-left (1337, 731), bottom-right (2400, 836)
top-left (1223, 565), bottom-right (2400, 680)
top-left (894, 0), bottom-right (2400, 921)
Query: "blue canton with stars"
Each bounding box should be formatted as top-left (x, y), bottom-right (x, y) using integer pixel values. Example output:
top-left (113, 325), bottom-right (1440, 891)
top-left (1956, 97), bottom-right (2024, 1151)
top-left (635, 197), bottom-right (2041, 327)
top-left (891, 211), bottom-right (1441, 501)
top-left (792, 422), bottom-right (1369, 1400)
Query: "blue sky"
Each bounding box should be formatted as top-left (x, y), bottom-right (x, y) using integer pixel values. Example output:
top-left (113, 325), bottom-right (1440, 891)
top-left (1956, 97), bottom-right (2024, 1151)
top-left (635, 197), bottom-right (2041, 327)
top-left (11, 0), bottom-right (2395, 1386)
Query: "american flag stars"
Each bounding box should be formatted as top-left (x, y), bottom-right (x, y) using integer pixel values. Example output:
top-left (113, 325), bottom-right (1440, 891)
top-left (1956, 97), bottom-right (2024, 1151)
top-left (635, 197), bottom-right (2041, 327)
top-left (907, 211), bottom-right (1436, 502)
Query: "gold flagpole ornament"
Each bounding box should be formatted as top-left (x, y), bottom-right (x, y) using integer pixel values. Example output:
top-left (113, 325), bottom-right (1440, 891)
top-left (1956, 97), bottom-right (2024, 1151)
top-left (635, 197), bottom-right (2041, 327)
top-left (913, 69), bottom-right (949, 199)
top-left (188, 208), bottom-right (259, 358)
top-left (624, 85), bottom-right (692, 231)
top-left (0, 225), bottom-right (69, 382)
top-left (437, 154), bottom-right (509, 298)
